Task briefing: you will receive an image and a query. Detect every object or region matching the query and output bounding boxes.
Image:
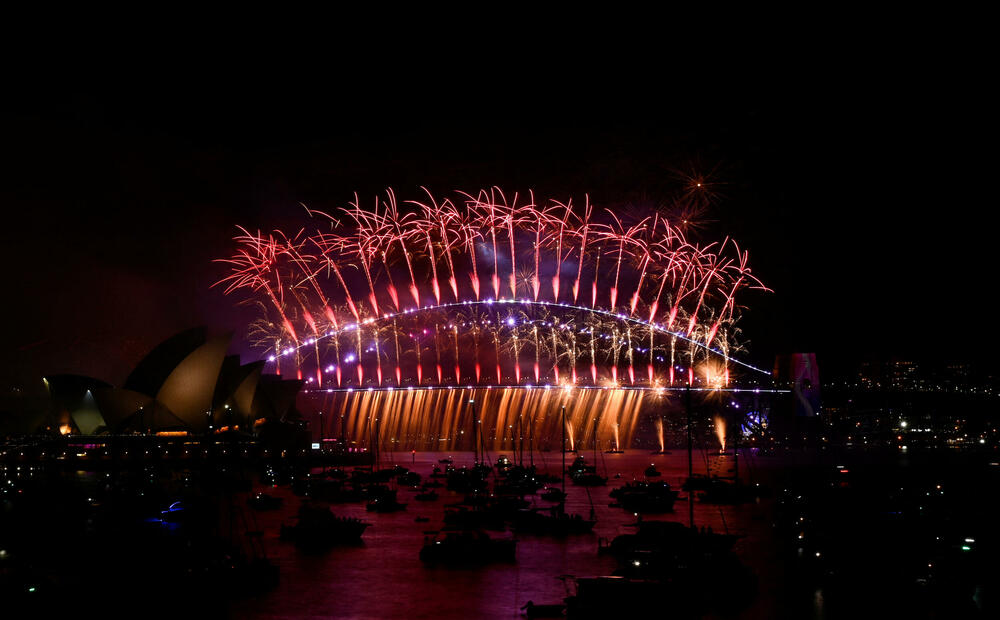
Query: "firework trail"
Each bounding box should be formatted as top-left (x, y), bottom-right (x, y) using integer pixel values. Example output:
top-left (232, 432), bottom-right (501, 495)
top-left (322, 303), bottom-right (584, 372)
top-left (216, 187), bottom-right (768, 389)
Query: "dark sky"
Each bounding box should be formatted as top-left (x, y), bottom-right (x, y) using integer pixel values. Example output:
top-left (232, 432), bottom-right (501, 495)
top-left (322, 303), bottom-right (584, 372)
top-left (1, 65), bottom-right (992, 390)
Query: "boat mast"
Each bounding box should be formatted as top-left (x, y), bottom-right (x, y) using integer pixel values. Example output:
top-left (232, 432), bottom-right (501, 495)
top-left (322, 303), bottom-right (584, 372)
top-left (520, 414), bottom-right (525, 467)
top-left (529, 411), bottom-right (534, 468)
top-left (686, 385), bottom-right (694, 529)
top-left (733, 409), bottom-right (739, 482)
top-left (561, 405), bottom-right (566, 496)
top-left (470, 397), bottom-right (477, 465)
top-left (593, 409), bottom-right (599, 469)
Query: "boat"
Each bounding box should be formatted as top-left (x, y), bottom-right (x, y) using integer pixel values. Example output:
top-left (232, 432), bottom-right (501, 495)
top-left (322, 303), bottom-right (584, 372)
top-left (599, 520), bottom-right (738, 564)
top-left (540, 487), bottom-right (567, 502)
top-left (681, 473), bottom-right (717, 491)
top-left (280, 503), bottom-right (369, 548)
top-left (495, 454), bottom-right (513, 472)
top-left (644, 464), bottom-right (661, 477)
top-left (360, 484), bottom-right (396, 501)
top-left (511, 503), bottom-right (596, 535)
top-left (597, 520), bottom-right (755, 611)
top-left (567, 454), bottom-right (607, 486)
top-left (494, 478), bottom-right (541, 495)
top-left (568, 456), bottom-right (590, 476)
top-left (571, 472), bottom-right (607, 486)
top-left (438, 457), bottom-right (453, 464)
top-left (613, 481), bottom-right (678, 513)
top-left (535, 472), bottom-right (562, 484)
top-left (446, 466), bottom-right (490, 493)
top-left (419, 529), bottom-right (516, 564)
top-left (520, 601), bottom-right (566, 618)
top-left (604, 449), bottom-right (625, 454)
top-left (414, 489), bottom-right (439, 501)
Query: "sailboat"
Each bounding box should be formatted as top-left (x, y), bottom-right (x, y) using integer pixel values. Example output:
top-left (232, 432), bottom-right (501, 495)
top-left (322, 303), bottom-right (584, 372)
top-left (511, 501), bottom-right (595, 535)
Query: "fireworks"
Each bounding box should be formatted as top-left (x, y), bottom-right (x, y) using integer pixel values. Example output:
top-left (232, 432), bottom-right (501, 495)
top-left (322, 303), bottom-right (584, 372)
top-left (215, 188), bottom-right (769, 388)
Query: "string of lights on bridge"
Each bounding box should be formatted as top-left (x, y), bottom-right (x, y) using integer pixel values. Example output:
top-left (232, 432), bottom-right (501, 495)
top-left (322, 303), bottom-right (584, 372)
top-left (267, 298), bottom-right (774, 386)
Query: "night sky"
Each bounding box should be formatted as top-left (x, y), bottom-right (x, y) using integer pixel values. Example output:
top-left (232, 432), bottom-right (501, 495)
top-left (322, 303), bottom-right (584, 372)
top-left (2, 69), bottom-right (991, 394)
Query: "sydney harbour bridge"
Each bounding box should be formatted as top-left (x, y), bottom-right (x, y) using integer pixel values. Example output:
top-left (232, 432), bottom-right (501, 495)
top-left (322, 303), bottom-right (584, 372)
top-left (217, 188), bottom-right (782, 451)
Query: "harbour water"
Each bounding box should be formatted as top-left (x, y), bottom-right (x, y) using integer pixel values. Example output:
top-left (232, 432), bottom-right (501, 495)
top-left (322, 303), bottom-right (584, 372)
top-left (230, 450), bottom-right (791, 619)
top-left (5, 444), bottom-right (994, 617)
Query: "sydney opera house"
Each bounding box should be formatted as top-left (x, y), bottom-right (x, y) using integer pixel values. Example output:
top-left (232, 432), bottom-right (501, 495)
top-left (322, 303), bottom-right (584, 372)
top-left (34, 328), bottom-right (302, 437)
